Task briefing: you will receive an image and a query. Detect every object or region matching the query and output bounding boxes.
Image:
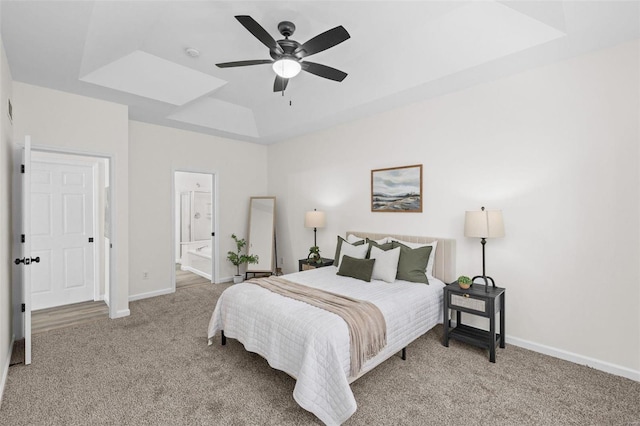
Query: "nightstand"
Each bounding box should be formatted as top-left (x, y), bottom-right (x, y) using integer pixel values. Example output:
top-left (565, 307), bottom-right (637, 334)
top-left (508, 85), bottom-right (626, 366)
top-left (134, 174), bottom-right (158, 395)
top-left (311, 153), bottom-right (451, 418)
top-left (298, 258), bottom-right (334, 272)
top-left (443, 282), bottom-right (505, 363)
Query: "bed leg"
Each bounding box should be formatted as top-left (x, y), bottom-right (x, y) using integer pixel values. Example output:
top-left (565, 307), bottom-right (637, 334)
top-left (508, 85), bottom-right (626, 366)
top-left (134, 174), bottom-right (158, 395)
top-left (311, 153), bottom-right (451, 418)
top-left (221, 330), bottom-right (226, 346)
top-left (401, 347), bottom-right (406, 360)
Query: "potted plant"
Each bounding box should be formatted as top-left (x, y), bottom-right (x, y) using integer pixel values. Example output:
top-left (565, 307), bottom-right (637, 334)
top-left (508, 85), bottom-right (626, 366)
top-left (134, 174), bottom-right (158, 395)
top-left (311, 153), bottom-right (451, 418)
top-left (457, 275), bottom-right (472, 290)
top-left (307, 246), bottom-right (322, 264)
top-left (227, 234), bottom-right (259, 284)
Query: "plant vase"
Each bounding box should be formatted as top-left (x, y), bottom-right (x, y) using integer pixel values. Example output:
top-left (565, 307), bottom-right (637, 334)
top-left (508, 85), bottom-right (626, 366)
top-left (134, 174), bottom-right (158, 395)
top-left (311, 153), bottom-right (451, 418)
top-left (457, 275), bottom-right (472, 290)
top-left (308, 246), bottom-right (322, 264)
top-left (227, 234), bottom-right (259, 285)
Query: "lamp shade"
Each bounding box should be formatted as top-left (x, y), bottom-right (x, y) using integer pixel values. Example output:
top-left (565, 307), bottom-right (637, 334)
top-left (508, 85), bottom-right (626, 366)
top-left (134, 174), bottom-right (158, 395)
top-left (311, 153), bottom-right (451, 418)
top-left (305, 210), bottom-right (326, 229)
top-left (464, 208), bottom-right (505, 238)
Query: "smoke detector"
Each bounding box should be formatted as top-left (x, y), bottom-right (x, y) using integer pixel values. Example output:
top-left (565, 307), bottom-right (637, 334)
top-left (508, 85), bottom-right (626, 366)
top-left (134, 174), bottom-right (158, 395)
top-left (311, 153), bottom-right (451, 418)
top-left (185, 48), bottom-right (200, 58)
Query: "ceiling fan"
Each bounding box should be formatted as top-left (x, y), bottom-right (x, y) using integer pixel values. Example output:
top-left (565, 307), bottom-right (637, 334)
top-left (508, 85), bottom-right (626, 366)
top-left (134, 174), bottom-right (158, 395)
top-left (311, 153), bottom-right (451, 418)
top-left (216, 15), bottom-right (350, 92)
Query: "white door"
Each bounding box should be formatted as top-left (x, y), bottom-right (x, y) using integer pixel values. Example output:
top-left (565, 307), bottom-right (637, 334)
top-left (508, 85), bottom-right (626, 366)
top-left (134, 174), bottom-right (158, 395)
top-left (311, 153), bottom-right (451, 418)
top-left (13, 137), bottom-right (32, 364)
top-left (30, 159), bottom-right (96, 310)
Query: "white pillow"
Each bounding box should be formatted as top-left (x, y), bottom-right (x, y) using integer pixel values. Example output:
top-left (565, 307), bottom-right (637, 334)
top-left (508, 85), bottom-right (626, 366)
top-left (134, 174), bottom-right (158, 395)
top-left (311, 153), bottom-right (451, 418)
top-left (347, 234), bottom-right (389, 245)
top-left (391, 239), bottom-right (438, 277)
top-left (337, 242), bottom-right (369, 268)
top-left (369, 246), bottom-right (401, 283)
top-left (346, 234), bottom-right (365, 244)
top-left (371, 237), bottom-right (390, 244)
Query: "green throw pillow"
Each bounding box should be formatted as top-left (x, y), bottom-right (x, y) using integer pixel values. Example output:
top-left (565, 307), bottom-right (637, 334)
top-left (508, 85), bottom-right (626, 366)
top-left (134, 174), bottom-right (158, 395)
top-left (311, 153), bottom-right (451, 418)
top-left (393, 242), bottom-right (432, 284)
top-left (337, 255), bottom-right (376, 282)
top-left (333, 236), bottom-right (365, 266)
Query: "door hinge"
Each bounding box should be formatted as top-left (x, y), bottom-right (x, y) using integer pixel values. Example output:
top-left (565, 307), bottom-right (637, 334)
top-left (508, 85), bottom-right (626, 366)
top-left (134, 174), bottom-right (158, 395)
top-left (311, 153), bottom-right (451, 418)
top-left (21, 164), bottom-right (25, 174)
top-left (211, 232), bottom-right (215, 237)
top-left (21, 234), bottom-right (25, 243)
top-left (88, 237), bottom-right (94, 243)
top-left (21, 303), bottom-right (25, 313)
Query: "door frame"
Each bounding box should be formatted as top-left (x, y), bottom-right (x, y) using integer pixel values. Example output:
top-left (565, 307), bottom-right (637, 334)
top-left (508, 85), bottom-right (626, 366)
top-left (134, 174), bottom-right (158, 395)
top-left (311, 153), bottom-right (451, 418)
top-left (171, 168), bottom-right (218, 290)
top-left (30, 144), bottom-right (117, 318)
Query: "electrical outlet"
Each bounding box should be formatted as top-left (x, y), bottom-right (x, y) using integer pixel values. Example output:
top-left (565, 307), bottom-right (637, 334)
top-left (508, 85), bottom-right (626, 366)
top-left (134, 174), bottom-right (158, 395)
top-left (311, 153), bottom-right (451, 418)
top-left (142, 271), bottom-right (149, 279)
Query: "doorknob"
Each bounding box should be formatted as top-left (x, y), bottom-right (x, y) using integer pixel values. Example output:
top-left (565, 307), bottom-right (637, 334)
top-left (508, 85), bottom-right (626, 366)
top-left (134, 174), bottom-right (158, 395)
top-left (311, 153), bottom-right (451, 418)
top-left (14, 257), bottom-right (40, 265)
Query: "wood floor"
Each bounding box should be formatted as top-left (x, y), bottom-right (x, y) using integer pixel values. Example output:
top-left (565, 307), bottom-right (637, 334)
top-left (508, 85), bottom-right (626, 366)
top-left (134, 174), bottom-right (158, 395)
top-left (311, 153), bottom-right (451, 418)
top-left (176, 263), bottom-right (211, 289)
top-left (32, 300), bottom-right (109, 335)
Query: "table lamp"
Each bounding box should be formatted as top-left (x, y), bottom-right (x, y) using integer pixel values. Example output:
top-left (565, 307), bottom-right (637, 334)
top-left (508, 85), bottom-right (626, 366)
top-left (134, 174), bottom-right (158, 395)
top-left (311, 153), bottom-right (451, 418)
top-left (304, 209), bottom-right (326, 246)
top-left (464, 206), bottom-right (505, 292)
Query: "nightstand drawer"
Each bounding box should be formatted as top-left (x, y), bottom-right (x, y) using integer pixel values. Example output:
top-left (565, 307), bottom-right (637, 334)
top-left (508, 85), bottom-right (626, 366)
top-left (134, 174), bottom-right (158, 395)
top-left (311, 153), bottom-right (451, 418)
top-left (450, 293), bottom-right (486, 313)
top-left (298, 258), bottom-right (334, 272)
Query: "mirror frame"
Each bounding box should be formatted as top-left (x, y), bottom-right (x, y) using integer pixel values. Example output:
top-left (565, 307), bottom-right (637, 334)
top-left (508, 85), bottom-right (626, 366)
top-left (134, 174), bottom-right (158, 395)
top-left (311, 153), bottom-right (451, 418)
top-left (246, 196), bottom-right (276, 273)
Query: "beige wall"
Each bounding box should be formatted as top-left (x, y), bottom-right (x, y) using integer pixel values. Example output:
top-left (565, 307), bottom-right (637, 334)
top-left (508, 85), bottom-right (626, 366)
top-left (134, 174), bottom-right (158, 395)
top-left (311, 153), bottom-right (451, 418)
top-left (128, 121), bottom-right (268, 299)
top-left (12, 82), bottom-right (130, 318)
top-left (0, 35), bottom-right (13, 398)
top-left (0, 37), bottom-right (636, 397)
top-left (268, 41), bottom-right (640, 375)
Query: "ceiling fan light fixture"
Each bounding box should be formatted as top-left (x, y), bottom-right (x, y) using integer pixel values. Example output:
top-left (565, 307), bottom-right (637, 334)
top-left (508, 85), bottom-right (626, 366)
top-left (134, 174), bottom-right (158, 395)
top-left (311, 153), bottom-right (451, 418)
top-left (272, 58), bottom-right (301, 78)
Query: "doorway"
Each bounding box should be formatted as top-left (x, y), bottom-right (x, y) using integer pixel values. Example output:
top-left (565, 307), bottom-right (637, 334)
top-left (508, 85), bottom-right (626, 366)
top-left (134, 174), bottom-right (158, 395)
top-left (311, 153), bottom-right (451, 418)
top-left (12, 142), bottom-right (113, 365)
top-left (173, 171), bottom-right (215, 290)
top-left (30, 151), bottom-right (109, 309)
top-left (30, 152), bottom-right (101, 310)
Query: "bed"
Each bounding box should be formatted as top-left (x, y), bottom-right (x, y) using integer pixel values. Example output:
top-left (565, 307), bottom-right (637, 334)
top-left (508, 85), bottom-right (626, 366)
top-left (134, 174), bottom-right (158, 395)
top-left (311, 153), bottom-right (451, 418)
top-left (207, 232), bottom-right (456, 425)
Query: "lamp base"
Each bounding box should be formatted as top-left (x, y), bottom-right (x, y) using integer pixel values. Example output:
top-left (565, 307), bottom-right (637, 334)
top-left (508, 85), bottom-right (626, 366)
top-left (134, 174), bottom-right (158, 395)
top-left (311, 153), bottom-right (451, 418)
top-left (472, 275), bottom-right (496, 292)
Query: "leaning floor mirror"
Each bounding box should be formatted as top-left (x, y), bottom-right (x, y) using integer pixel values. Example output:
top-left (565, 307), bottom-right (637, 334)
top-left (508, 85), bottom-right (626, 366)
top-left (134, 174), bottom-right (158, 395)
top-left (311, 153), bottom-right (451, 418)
top-left (246, 196), bottom-right (276, 276)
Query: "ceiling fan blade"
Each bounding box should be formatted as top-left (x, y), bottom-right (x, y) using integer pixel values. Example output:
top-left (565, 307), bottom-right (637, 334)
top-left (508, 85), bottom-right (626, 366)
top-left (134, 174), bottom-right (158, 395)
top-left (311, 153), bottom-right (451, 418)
top-left (216, 59), bottom-right (273, 68)
top-left (235, 15), bottom-right (283, 54)
top-left (273, 76), bottom-right (289, 92)
top-left (301, 61), bottom-right (347, 82)
top-left (296, 26), bottom-right (350, 58)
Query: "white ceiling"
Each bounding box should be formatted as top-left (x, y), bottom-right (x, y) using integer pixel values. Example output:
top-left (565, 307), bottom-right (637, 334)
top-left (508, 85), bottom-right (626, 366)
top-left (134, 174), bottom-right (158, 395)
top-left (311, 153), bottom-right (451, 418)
top-left (1, 1), bottom-right (638, 144)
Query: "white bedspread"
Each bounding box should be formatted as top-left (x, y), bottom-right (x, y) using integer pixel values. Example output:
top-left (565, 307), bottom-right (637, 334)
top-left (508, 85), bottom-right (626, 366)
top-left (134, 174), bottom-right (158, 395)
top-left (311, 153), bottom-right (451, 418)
top-left (207, 266), bottom-right (444, 425)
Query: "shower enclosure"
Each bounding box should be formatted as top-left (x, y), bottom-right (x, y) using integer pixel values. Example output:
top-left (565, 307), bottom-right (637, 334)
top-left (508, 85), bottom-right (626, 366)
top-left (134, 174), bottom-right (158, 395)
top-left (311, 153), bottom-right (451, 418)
top-left (180, 190), bottom-right (212, 243)
top-left (178, 189), bottom-right (213, 280)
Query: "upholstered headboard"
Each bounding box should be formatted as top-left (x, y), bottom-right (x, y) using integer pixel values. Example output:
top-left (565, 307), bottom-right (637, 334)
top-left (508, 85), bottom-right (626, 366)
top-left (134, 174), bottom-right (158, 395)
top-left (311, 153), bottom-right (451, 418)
top-left (346, 231), bottom-right (456, 284)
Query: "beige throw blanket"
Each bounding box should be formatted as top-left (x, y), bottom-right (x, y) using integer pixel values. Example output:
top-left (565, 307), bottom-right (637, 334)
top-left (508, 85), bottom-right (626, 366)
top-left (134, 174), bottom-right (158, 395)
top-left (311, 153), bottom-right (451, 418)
top-left (248, 276), bottom-right (387, 378)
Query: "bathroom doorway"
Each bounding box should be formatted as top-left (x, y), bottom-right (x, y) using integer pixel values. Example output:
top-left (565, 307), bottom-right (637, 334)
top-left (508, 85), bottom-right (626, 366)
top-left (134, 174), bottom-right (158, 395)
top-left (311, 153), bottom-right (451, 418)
top-left (173, 171), bottom-right (215, 290)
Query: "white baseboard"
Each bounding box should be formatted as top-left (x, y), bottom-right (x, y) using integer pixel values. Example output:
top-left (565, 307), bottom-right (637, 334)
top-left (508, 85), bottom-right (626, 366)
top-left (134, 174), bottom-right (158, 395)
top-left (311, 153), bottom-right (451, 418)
top-left (181, 266), bottom-right (211, 281)
top-left (128, 280), bottom-right (230, 304)
top-left (447, 320), bottom-right (639, 382)
top-left (128, 287), bottom-right (174, 302)
top-left (0, 335), bottom-right (15, 407)
top-left (506, 335), bottom-right (639, 382)
top-left (217, 275), bottom-right (233, 284)
top-left (111, 309), bottom-right (130, 319)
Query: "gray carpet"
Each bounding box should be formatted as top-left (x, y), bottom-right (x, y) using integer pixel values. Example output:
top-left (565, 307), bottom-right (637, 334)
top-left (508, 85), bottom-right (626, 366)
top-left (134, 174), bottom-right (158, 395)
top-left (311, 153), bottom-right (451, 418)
top-left (2, 282), bottom-right (639, 425)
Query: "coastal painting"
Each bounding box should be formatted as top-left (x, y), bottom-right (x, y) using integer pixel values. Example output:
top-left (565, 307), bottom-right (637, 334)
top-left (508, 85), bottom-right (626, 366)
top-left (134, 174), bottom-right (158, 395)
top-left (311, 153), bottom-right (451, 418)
top-left (371, 164), bottom-right (422, 212)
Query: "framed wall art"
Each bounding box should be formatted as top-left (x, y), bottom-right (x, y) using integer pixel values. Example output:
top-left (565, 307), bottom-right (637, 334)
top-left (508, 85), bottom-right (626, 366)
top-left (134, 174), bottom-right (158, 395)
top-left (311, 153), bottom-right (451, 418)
top-left (371, 164), bottom-right (422, 212)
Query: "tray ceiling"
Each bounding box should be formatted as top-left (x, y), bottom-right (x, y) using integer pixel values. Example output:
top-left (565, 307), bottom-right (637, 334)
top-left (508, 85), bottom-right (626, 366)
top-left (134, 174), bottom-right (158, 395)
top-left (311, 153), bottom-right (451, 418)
top-left (2, 1), bottom-right (638, 144)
